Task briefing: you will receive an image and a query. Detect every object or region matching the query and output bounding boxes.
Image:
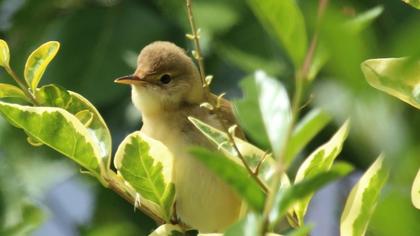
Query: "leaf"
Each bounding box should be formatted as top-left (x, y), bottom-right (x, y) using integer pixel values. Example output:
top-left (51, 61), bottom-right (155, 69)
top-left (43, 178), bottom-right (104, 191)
top-left (24, 41), bottom-right (60, 91)
top-left (269, 162), bottom-right (353, 229)
top-left (0, 83), bottom-right (28, 101)
top-left (36, 84), bottom-right (112, 168)
top-left (285, 109), bottom-right (331, 166)
top-left (345, 6), bottom-right (384, 34)
top-left (340, 155), bottom-right (389, 236)
top-left (411, 169), bottom-right (420, 209)
top-left (0, 101), bottom-right (102, 176)
top-left (0, 39), bottom-right (10, 68)
top-left (149, 224), bottom-right (184, 236)
top-left (402, 0), bottom-right (420, 9)
top-left (235, 71), bottom-right (292, 159)
top-left (224, 212), bottom-right (262, 236)
top-left (285, 225), bottom-right (313, 236)
top-left (247, 0), bottom-right (307, 67)
top-left (190, 147), bottom-right (265, 212)
top-left (361, 57), bottom-right (420, 109)
top-left (188, 116), bottom-right (275, 184)
top-left (75, 110), bottom-right (94, 127)
top-left (293, 120), bottom-right (350, 224)
top-left (114, 131), bottom-right (175, 221)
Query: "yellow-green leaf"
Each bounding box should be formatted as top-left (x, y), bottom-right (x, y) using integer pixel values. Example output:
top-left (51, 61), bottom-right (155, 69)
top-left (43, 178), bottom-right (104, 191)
top-left (0, 83), bottom-right (28, 101)
top-left (361, 57), bottom-right (420, 109)
top-left (0, 101), bottom-right (102, 178)
top-left (24, 41), bottom-right (60, 91)
top-left (114, 131), bottom-right (175, 221)
top-left (340, 155), bottom-right (389, 236)
top-left (402, 0), bottom-right (420, 9)
top-left (412, 169), bottom-right (420, 209)
top-left (293, 120), bottom-right (350, 225)
top-left (75, 110), bottom-right (94, 127)
top-left (0, 39), bottom-right (10, 68)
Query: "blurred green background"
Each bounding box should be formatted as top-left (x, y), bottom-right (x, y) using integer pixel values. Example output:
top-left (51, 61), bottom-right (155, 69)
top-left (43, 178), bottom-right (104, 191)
top-left (0, 0), bottom-right (419, 235)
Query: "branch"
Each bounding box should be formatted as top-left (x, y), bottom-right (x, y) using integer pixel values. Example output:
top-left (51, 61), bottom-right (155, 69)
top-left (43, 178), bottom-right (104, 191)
top-left (185, 0), bottom-right (268, 194)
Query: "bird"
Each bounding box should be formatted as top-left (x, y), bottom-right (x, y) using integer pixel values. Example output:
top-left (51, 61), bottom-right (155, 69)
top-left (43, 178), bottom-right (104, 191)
top-left (115, 41), bottom-right (244, 233)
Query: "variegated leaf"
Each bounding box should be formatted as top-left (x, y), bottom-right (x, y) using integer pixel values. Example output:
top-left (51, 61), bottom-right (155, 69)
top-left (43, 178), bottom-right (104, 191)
top-left (411, 169), bottom-right (420, 209)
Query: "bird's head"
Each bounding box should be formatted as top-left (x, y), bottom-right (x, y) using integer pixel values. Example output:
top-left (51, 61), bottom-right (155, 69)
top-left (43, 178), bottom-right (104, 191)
top-left (115, 41), bottom-right (204, 115)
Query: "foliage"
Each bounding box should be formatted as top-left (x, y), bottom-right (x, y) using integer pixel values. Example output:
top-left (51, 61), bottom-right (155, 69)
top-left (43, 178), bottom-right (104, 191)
top-left (0, 0), bottom-right (418, 235)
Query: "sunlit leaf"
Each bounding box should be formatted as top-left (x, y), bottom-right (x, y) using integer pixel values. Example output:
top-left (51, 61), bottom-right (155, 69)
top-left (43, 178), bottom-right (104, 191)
top-left (0, 83), bottom-right (28, 102)
top-left (269, 162), bottom-right (353, 229)
top-left (36, 84), bottom-right (112, 169)
top-left (24, 41), bottom-right (60, 91)
top-left (149, 224), bottom-right (183, 236)
top-left (0, 39), bottom-right (10, 68)
top-left (0, 101), bottom-right (102, 176)
top-left (402, 0), bottom-right (420, 9)
top-left (285, 109), bottom-right (331, 166)
top-left (361, 57), bottom-right (420, 109)
top-left (247, 0), bottom-right (307, 66)
top-left (190, 147), bottom-right (265, 212)
top-left (114, 131), bottom-right (175, 221)
top-left (340, 155), bottom-right (389, 236)
top-left (75, 110), bottom-right (94, 127)
top-left (188, 116), bottom-right (275, 184)
top-left (411, 169), bottom-right (420, 209)
top-left (293, 120), bottom-right (350, 225)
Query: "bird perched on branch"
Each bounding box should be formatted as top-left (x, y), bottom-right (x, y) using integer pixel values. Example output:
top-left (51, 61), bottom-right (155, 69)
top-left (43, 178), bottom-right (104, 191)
top-left (115, 41), bottom-right (244, 233)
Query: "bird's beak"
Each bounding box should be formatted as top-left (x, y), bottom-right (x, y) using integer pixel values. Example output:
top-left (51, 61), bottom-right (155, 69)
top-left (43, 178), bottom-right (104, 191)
top-left (114, 75), bottom-right (142, 85)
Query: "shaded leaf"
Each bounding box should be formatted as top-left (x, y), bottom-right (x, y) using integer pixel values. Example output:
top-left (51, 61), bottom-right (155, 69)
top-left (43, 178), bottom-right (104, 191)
top-left (247, 0), bottom-right (307, 66)
top-left (346, 6), bottom-right (384, 34)
top-left (0, 101), bottom-right (102, 176)
top-left (269, 162), bottom-right (353, 228)
top-left (340, 155), bottom-right (389, 236)
top-left (188, 116), bottom-right (275, 184)
top-left (114, 131), bottom-right (175, 221)
top-left (285, 109), bottom-right (331, 166)
top-left (0, 202), bottom-right (45, 236)
top-left (0, 83), bottom-right (28, 101)
top-left (285, 225), bottom-right (314, 236)
top-left (224, 212), bottom-right (262, 236)
top-left (361, 57), bottom-right (420, 109)
top-left (0, 39), bottom-right (10, 68)
top-left (411, 169), bottom-right (420, 209)
top-left (293, 120), bottom-right (350, 224)
top-left (402, 0), bottom-right (420, 9)
top-left (24, 41), bottom-right (60, 91)
top-left (190, 147), bottom-right (265, 212)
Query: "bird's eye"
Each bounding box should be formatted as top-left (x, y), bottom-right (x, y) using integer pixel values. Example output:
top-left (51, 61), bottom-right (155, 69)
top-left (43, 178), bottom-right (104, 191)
top-left (160, 74), bottom-right (172, 84)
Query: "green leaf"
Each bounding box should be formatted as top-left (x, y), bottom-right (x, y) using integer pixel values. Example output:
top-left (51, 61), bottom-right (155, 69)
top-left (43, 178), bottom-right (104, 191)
top-left (0, 101), bottom-right (102, 176)
top-left (36, 84), bottom-right (112, 168)
top-left (224, 212), bottom-right (262, 236)
top-left (412, 169), bottom-right (420, 209)
top-left (361, 57), bottom-right (420, 109)
top-left (285, 109), bottom-right (331, 166)
top-left (114, 131), bottom-right (175, 221)
top-left (0, 202), bottom-right (45, 236)
top-left (345, 6), bottom-right (384, 34)
top-left (285, 225), bottom-right (313, 236)
top-left (269, 162), bottom-right (353, 228)
top-left (247, 0), bottom-right (307, 67)
top-left (188, 116), bottom-right (275, 184)
top-left (340, 155), bottom-right (389, 236)
top-left (293, 120), bottom-right (350, 225)
top-left (149, 224), bottom-right (184, 236)
top-left (0, 39), bottom-right (10, 68)
top-left (0, 83), bottom-right (28, 101)
top-left (235, 71), bottom-right (291, 159)
top-left (24, 41), bottom-right (60, 91)
top-left (402, 0), bottom-right (420, 9)
top-left (190, 147), bottom-right (265, 212)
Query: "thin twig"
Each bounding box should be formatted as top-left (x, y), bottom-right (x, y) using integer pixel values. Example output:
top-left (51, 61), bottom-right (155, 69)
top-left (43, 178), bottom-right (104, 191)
top-left (5, 67), bottom-right (39, 105)
top-left (185, 0), bottom-right (268, 193)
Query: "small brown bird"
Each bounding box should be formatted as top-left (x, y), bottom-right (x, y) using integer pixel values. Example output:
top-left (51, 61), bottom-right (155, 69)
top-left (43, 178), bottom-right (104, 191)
top-left (115, 41), bottom-right (243, 232)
